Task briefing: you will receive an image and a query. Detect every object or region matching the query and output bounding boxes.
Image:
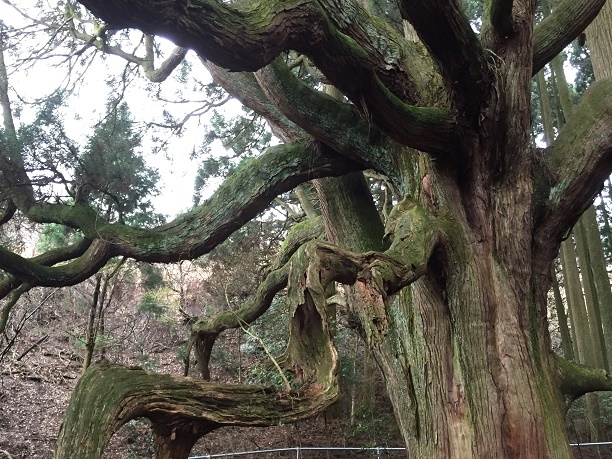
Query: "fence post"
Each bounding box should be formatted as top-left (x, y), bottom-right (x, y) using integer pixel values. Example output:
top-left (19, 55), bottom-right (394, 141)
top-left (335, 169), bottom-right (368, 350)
top-left (296, 446), bottom-right (300, 459)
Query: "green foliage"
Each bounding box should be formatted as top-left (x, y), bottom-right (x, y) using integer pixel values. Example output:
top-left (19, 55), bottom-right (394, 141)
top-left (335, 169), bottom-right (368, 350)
top-left (240, 297), bottom-right (288, 356)
top-left (136, 353), bottom-right (159, 372)
top-left (73, 333), bottom-right (116, 349)
top-left (137, 291), bottom-right (169, 318)
top-left (568, 42), bottom-right (594, 97)
top-left (345, 403), bottom-right (400, 447)
top-left (192, 106), bottom-right (271, 205)
top-left (16, 92), bottom-right (81, 198)
top-left (246, 363), bottom-right (294, 388)
top-left (35, 223), bottom-right (80, 253)
top-left (139, 263), bottom-right (166, 290)
top-left (75, 102), bottom-right (162, 224)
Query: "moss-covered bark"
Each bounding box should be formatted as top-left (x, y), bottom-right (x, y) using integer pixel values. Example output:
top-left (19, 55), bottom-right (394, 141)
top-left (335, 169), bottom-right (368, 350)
top-left (56, 272), bottom-right (340, 458)
top-left (7, 0), bottom-right (612, 457)
top-left (55, 361), bottom-right (338, 459)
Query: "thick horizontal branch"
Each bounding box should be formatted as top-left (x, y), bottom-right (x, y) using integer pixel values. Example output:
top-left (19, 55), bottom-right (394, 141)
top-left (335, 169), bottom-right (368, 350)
top-left (23, 141), bottom-right (360, 265)
top-left (76, 0), bottom-right (450, 145)
top-left (556, 355), bottom-right (612, 401)
top-left (397, 0), bottom-right (492, 116)
top-left (532, 0), bottom-right (605, 74)
top-left (0, 239), bottom-right (110, 287)
top-left (55, 362), bottom-right (339, 459)
top-left (0, 238), bottom-right (92, 301)
top-left (534, 78), bottom-right (612, 260)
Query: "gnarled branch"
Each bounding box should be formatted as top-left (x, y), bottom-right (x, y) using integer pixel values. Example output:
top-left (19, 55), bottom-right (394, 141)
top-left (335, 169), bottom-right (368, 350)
top-left (256, 58), bottom-right (456, 163)
top-left (532, 0), bottom-right (605, 74)
top-left (55, 360), bottom-right (338, 459)
top-left (534, 78), bottom-right (612, 262)
top-left (556, 355), bottom-right (612, 404)
top-left (76, 0), bottom-right (455, 151)
top-left (397, 0), bottom-right (491, 117)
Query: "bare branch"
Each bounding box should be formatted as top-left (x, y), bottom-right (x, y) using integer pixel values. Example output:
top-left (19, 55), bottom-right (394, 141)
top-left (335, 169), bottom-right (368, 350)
top-left (76, 0), bottom-right (449, 138)
top-left (532, 0), bottom-right (605, 74)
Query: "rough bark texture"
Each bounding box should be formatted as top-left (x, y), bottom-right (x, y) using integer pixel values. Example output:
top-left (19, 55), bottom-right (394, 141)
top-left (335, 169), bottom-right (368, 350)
top-left (56, 283), bottom-right (340, 458)
top-left (0, 0), bottom-right (606, 457)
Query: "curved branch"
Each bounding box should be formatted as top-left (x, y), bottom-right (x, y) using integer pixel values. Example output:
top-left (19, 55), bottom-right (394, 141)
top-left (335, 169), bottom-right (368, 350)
top-left (0, 283), bottom-right (31, 334)
top-left (55, 361), bottom-right (339, 459)
top-left (76, 0), bottom-right (451, 142)
top-left (0, 239), bottom-right (111, 287)
top-left (397, 0), bottom-right (492, 116)
top-left (190, 217), bottom-right (323, 378)
top-left (0, 238), bottom-right (92, 301)
top-left (0, 199), bottom-right (16, 225)
top-left (532, 0), bottom-right (605, 74)
top-left (256, 58), bottom-right (455, 169)
top-left (556, 355), bottom-right (612, 402)
top-left (143, 36), bottom-right (187, 83)
top-left (288, 197), bottom-right (441, 346)
top-left (67, 16), bottom-right (188, 83)
top-left (191, 264), bottom-right (289, 338)
top-left (534, 78), bottom-right (612, 260)
top-left (22, 141), bottom-right (360, 265)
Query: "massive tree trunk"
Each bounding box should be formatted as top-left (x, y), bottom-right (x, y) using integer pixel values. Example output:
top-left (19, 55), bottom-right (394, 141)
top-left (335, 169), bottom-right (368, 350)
top-left (0, 0), bottom-right (607, 457)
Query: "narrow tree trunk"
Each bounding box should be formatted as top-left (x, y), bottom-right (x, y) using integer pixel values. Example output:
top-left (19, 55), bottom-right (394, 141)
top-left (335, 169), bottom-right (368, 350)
top-left (574, 222), bottom-right (607, 370)
top-left (83, 274), bottom-right (103, 373)
top-left (596, 194), bottom-right (612, 263)
top-left (552, 266), bottom-right (574, 360)
top-left (582, 205), bottom-right (612, 366)
top-left (561, 239), bottom-right (603, 442)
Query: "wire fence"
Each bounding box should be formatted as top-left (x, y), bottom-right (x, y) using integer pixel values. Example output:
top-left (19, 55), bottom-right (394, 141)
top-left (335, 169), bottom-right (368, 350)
top-left (188, 442), bottom-right (612, 459)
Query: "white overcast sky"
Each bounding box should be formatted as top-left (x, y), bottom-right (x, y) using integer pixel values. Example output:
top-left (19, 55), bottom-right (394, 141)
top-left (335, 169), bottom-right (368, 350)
top-left (0, 1), bottom-right (239, 219)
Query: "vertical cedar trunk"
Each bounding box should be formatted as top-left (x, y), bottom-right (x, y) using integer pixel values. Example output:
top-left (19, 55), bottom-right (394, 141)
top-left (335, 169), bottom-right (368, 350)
top-left (303, 19), bottom-right (573, 457)
top-left (552, 267), bottom-right (574, 360)
top-left (370, 223), bottom-right (569, 457)
top-left (152, 427), bottom-right (199, 459)
top-left (574, 222), bottom-right (607, 370)
top-left (596, 195), bottom-right (612, 262)
top-left (83, 274), bottom-right (103, 373)
top-left (582, 205), bottom-right (612, 369)
top-left (586, 0), bottom-right (612, 80)
top-left (316, 158), bottom-right (571, 457)
top-left (561, 239), bottom-right (603, 442)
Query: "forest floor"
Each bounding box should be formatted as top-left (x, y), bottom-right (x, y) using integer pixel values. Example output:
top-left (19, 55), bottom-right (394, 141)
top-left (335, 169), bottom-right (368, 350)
top-left (0, 321), bottom-right (405, 459)
top-left (1, 314), bottom-right (610, 458)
